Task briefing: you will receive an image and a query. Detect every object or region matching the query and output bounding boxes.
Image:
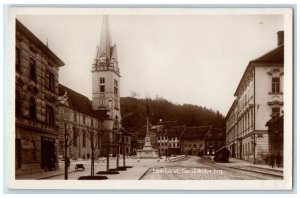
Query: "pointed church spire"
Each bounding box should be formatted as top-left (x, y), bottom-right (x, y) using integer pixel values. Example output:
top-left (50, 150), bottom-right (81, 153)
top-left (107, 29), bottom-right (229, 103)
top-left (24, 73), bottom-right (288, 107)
top-left (110, 44), bottom-right (118, 62)
top-left (98, 15), bottom-right (112, 61)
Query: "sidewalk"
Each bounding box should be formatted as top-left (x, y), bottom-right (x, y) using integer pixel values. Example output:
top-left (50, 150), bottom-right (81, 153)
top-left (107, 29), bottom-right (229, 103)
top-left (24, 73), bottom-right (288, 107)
top-left (16, 168), bottom-right (76, 180)
top-left (226, 157), bottom-right (283, 172)
top-left (15, 155), bottom-right (185, 180)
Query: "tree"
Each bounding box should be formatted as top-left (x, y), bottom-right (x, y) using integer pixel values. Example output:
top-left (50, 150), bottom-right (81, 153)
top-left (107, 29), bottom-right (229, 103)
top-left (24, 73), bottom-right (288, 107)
top-left (85, 126), bottom-right (102, 176)
top-left (63, 121), bottom-right (80, 180)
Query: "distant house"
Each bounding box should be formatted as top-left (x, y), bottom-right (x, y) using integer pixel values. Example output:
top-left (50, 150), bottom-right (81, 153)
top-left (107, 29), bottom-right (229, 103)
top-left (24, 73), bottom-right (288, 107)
top-left (155, 120), bottom-right (184, 156)
top-left (120, 130), bottom-right (132, 156)
top-left (180, 126), bottom-right (210, 155)
top-left (167, 126), bottom-right (186, 155)
top-left (205, 128), bottom-right (226, 156)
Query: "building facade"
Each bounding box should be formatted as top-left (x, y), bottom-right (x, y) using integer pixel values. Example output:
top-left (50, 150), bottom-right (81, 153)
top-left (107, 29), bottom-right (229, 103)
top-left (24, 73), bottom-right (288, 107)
top-left (180, 126), bottom-right (210, 155)
top-left (15, 19), bottom-right (65, 175)
top-left (205, 128), bottom-right (226, 156)
top-left (91, 16), bottom-right (121, 154)
top-left (225, 99), bottom-right (239, 157)
top-left (57, 84), bottom-right (108, 160)
top-left (166, 126), bottom-right (184, 155)
top-left (226, 31), bottom-right (284, 164)
top-left (56, 15), bottom-right (123, 158)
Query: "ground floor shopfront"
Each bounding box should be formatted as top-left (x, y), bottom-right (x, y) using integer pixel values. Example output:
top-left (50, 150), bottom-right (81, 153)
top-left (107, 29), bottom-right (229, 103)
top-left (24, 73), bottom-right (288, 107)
top-left (15, 125), bottom-right (59, 176)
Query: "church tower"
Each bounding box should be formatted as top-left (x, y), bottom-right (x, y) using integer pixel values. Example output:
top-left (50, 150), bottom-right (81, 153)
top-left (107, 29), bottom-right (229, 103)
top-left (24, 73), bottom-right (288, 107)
top-left (92, 15), bottom-right (121, 133)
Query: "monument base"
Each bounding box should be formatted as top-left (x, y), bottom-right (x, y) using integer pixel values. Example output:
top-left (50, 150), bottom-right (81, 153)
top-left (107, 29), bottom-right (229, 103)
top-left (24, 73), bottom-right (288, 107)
top-left (136, 148), bottom-right (158, 159)
top-left (136, 136), bottom-right (158, 159)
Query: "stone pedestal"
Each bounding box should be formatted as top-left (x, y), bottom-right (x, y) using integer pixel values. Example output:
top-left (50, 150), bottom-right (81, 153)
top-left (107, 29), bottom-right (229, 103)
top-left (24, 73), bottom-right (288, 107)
top-left (136, 136), bottom-right (158, 159)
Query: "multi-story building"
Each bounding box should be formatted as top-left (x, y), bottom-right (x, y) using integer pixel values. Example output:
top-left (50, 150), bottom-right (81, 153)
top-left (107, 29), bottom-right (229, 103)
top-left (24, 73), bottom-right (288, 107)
top-left (155, 120), bottom-right (179, 156)
top-left (57, 84), bottom-right (108, 159)
top-left (225, 99), bottom-right (239, 157)
top-left (226, 31), bottom-right (284, 164)
top-left (56, 15), bottom-right (123, 158)
top-left (15, 19), bottom-right (65, 175)
top-left (166, 126), bottom-right (185, 155)
top-left (205, 127), bottom-right (226, 156)
top-left (180, 126), bottom-right (210, 155)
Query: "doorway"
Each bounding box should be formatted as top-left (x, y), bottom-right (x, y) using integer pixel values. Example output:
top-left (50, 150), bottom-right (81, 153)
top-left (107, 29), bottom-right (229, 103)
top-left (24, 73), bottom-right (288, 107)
top-left (41, 136), bottom-right (55, 170)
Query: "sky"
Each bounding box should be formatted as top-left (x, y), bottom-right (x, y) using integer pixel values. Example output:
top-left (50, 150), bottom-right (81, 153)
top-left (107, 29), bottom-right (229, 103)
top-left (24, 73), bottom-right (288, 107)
top-left (17, 14), bottom-right (283, 115)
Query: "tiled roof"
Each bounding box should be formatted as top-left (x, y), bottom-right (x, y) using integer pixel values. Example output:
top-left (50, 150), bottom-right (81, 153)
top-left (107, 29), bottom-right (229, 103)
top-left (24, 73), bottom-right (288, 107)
top-left (58, 84), bottom-right (108, 119)
top-left (215, 146), bottom-right (231, 154)
top-left (251, 44), bottom-right (284, 63)
top-left (206, 128), bottom-right (225, 139)
top-left (166, 126), bottom-right (186, 137)
top-left (180, 126), bottom-right (210, 139)
top-left (234, 43), bottom-right (284, 97)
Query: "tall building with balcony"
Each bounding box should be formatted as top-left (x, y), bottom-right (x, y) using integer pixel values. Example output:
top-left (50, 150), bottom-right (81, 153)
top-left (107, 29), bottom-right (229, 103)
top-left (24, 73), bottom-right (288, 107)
top-left (15, 19), bottom-right (65, 175)
top-left (226, 31), bottom-right (284, 164)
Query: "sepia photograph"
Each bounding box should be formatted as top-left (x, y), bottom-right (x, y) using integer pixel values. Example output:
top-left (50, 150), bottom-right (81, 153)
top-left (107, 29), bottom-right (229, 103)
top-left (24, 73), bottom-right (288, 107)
top-left (5, 7), bottom-right (293, 190)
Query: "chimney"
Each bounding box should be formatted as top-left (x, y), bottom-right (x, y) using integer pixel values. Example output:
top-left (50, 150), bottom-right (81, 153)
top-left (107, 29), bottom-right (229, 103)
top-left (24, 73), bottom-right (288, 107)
top-left (277, 31), bottom-right (284, 46)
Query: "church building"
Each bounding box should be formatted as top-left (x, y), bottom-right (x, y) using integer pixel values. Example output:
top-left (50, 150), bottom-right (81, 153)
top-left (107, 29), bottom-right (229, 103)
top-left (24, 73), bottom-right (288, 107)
top-left (57, 15), bottom-right (122, 159)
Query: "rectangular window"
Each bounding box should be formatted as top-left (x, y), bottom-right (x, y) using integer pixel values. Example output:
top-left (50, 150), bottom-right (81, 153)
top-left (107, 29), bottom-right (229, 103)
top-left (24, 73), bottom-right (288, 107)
top-left (114, 87), bottom-right (118, 95)
top-left (83, 116), bottom-right (86, 124)
top-left (272, 77), bottom-right (280, 93)
top-left (272, 107), bottom-right (280, 117)
top-left (29, 97), bottom-right (36, 120)
top-left (73, 127), bottom-right (78, 147)
top-left (91, 119), bottom-right (94, 126)
top-left (100, 77), bottom-right (105, 93)
top-left (29, 58), bottom-right (36, 81)
top-left (114, 98), bottom-right (119, 109)
top-left (100, 77), bottom-right (105, 84)
top-left (82, 132), bottom-right (86, 147)
top-left (74, 113), bottom-right (77, 122)
top-left (45, 105), bottom-right (55, 125)
top-left (45, 71), bottom-right (54, 91)
top-left (114, 79), bottom-right (118, 96)
top-left (100, 85), bottom-right (105, 92)
top-left (16, 48), bottom-right (21, 72)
